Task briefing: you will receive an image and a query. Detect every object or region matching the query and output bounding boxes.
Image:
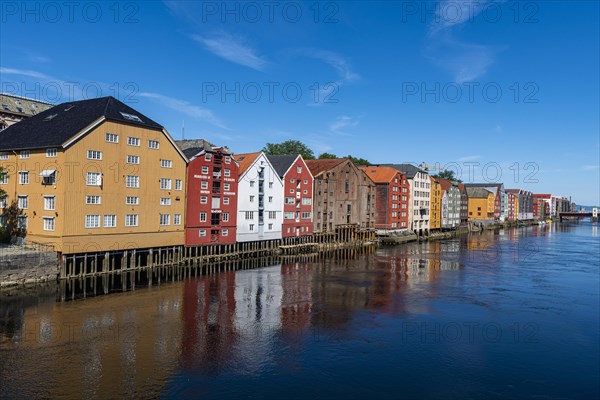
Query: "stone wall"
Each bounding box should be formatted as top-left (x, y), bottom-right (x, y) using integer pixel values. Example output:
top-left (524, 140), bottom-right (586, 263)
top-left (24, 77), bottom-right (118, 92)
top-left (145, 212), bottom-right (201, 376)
top-left (0, 251), bottom-right (59, 288)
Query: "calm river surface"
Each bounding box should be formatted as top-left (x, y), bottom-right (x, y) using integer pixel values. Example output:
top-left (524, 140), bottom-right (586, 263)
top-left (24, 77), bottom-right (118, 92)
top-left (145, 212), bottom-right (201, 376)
top-left (1, 222), bottom-right (598, 399)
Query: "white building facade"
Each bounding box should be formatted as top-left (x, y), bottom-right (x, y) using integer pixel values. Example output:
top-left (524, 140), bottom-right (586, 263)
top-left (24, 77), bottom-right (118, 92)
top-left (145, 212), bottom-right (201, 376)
top-left (236, 152), bottom-right (284, 242)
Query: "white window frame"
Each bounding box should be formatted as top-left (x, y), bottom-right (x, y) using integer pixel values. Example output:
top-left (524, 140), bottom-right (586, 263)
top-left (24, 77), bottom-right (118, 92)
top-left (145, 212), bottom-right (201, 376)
top-left (87, 172), bottom-right (102, 186)
top-left (87, 150), bottom-right (102, 160)
top-left (125, 214), bottom-right (139, 227)
top-left (160, 197), bottom-right (172, 206)
top-left (86, 195), bottom-right (102, 205)
top-left (222, 212), bottom-right (229, 222)
top-left (128, 137), bottom-right (141, 146)
top-left (159, 214), bottom-right (171, 226)
top-left (106, 133), bottom-right (119, 143)
top-left (200, 196), bottom-right (207, 204)
top-left (85, 214), bottom-right (101, 228)
top-left (126, 175), bottom-right (140, 188)
top-left (175, 179), bottom-right (182, 191)
top-left (103, 215), bottom-right (117, 228)
top-left (18, 171), bottom-right (29, 185)
top-left (127, 155), bottom-right (140, 164)
top-left (160, 178), bottom-right (172, 190)
top-left (160, 159), bottom-right (172, 168)
top-left (19, 150), bottom-right (30, 159)
top-left (148, 140), bottom-right (160, 149)
top-left (200, 212), bottom-right (207, 222)
top-left (174, 214), bottom-right (181, 225)
top-left (126, 196), bottom-right (139, 205)
top-left (17, 195), bottom-right (28, 209)
top-left (46, 148), bottom-right (57, 157)
top-left (43, 217), bottom-right (55, 231)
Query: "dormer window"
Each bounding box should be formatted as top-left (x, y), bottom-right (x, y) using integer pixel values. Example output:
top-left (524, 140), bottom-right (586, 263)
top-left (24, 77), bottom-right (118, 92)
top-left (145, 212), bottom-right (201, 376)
top-left (44, 114), bottom-right (57, 121)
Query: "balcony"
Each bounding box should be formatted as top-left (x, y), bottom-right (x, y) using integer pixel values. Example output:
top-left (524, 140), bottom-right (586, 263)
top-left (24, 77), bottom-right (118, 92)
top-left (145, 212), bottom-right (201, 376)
top-left (213, 172), bottom-right (222, 179)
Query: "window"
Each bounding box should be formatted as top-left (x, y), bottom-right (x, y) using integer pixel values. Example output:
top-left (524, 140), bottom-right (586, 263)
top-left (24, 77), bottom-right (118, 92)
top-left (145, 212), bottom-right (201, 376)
top-left (268, 196), bottom-right (273, 203)
top-left (200, 212), bottom-right (207, 222)
top-left (20, 151), bottom-right (30, 159)
top-left (160, 214), bottom-right (170, 225)
top-left (46, 148), bottom-right (57, 157)
top-left (199, 229), bottom-right (206, 237)
top-left (250, 181), bottom-right (255, 187)
top-left (249, 224), bottom-right (255, 231)
top-left (148, 140), bottom-right (160, 149)
top-left (201, 166), bottom-right (209, 174)
top-left (128, 137), bottom-right (140, 146)
top-left (284, 212), bottom-right (294, 219)
top-left (250, 195), bottom-right (255, 202)
top-left (302, 212), bottom-right (311, 219)
top-left (201, 181), bottom-right (208, 189)
top-left (290, 178), bottom-right (295, 183)
top-left (42, 217), bottom-right (55, 231)
top-left (222, 228), bottom-right (229, 237)
top-left (289, 189), bottom-right (294, 193)
top-left (245, 211), bottom-right (254, 220)
top-left (222, 212), bottom-right (229, 222)
top-left (0, 196), bottom-right (7, 208)
top-left (85, 214), bottom-right (100, 228)
top-left (205, 153), bottom-right (212, 161)
top-left (104, 215), bottom-right (117, 228)
top-left (175, 179), bottom-right (182, 190)
top-left (223, 197), bottom-right (229, 205)
top-left (86, 195), bottom-right (101, 205)
top-left (268, 211), bottom-right (276, 219)
top-left (269, 182), bottom-right (273, 189)
top-left (126, 175), bottom-right (140, 188)
top-left (161, 159), bottom-right (172, 168)
top-left (224, 169), bottom-right (230, 177)
top-left (125, 214), bottom-right (138, 227)
top-left (174, 214), bottom-right (181, 225)
top-left (225, 156), bottom-right (231, 164)
top-left (200, 196), bottom-right (207, 204)
top-left (297, 166), bottom-right (302, 173)
top-left (126, 196), bottom-right (139, 205)
top-left (18, 195), bottom-right (28, 209)
top-left (285, 197), bottom-right (295, 205)
top-left (127, 155), bottom-right (140, 164)
top-left (160, 198), bottom-right (172, 206)
top-left (120, 112), bottom-right (143, 122)
top-left (18, 216), bottom-right (28, 229)
top-left (224, 183), bottom-right (230, 191)
top-left (302, 198), bottom-right (311, 205)
top-left (160, 178), bottom-right (172, 190)
top-left (212, 197), bottom-right (220, 208)
top-left (268, 223), bottom-right (273, 230)
top-left (0, 152), bottom-right (8, 160)
top-left (18, 171), bottom-right (29, 184)
top-left (87, 172), bottom-right (102, 186)
top-left (106, 133), bottom-right (119, 143)
top-left (0, 173), bottom-right (7, 185)
top-left (87, 150), bottom-right (102, 160)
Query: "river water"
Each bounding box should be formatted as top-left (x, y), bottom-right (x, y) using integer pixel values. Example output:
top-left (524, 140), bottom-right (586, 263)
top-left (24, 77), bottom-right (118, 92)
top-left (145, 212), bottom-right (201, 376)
top-left (1, 222), bottom-right (598, 399)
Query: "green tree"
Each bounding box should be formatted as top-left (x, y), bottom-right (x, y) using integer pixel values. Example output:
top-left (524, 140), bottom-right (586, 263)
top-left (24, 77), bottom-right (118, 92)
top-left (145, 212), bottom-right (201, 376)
top-left (0, 167), bottom-right (5, 198)
top-left (262, 140), bottom-right (315, 160)
top-left (318, 152), bottom-right (337, 159)
top-left (432, 169), bottom-right (462, 183)
top-left (0, 200), bottom-right (26, 243)
top-left (347, 155), bottom-right (370, 166)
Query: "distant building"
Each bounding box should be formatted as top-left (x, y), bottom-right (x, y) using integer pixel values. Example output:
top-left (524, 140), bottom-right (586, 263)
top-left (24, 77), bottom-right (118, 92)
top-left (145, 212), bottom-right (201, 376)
top-left (183, 143), bottom-right (238, 245)
top-left (506, 189), bottom-right (533, 219)
top-left (359, 166), bottom-right (409, 230)
top-left (267, 154), bottom-right (314, 238)
top-left (384, 164), bottom-right (431, 235)
top-left (464, 183), bottom-right (506, 221)
top-left (0, 96), bottom-right (187, 253)
top-left (0, 93), bottom-right (54, 130)
top-left (457, 183), bottom-right (469, 226)
top-left (507, 190), bottom-right (519, 221)
top-left (306, 158), bottom-right (376, 232)
top-left (234, 152), bottom-right (283, 242)
top-left (466, 187), bottom-right (495, 220)
top-left (438, 178), bottom-right (461, 229)
top-left (533, 194), bottom-right (552, 219)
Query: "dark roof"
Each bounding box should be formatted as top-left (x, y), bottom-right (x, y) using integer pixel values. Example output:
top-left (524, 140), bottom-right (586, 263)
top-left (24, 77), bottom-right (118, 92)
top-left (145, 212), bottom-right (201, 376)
top-left (266, 154), bottom-right (298, 178)
top-left (0, 96), bottom-right (163, 151)
top-left (0, 93), bottom-right (53, 117)
top-left (381, 163), bottom-right (427, 179)
top-left (466, 187), bottom-right (492, 198)
top-left (183, 147), bottom-right (204, 159)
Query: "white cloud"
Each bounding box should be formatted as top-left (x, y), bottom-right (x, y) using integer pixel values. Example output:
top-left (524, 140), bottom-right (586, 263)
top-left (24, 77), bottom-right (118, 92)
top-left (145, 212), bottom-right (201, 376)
top-left (329, 115), bottom-right (359, 135)
top-left (457, 155), bottom-right (481, 162)
top-left (581, 165), bottom-right (599, 171)
top-left (191, 33), bottom-right (267, 71)
top-left (301, 49), bottom-right (360, 82)
top-left (139, 92), bottom-right (226, 129)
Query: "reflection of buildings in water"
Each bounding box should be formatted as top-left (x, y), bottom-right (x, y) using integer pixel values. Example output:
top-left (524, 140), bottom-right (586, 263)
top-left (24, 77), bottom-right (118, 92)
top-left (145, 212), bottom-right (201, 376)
top-left (2, 285), bottom-right (183, 399)
top-left (181, 272), bottom-right (237, 373)
top-left (280, 262), bottom-right (313, 338)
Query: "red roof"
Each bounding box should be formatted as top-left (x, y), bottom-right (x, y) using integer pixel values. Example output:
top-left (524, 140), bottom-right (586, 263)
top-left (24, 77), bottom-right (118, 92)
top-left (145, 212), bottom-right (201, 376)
top-left (437, 178), bottom-right (454, 193)
top-left (305, 158), bottom-right (348, 177)
top-left (533, 194), bottom-right (552, 199)
top-left (234, 152), bottom-right (261, 176)
top-left (358, 166), bottom-right (403, 183)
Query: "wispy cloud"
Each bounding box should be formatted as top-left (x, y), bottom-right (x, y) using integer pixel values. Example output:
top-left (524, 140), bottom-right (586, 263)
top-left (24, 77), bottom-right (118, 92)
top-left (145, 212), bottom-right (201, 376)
top-left (329, 115), bottom-right (360, 135)
top-left (457, 155), bottom-right (481, 162)
top-left (424, 0), bottom-right (504, 82)
top-left (0, 67), bottom-right (55, 81)
top-left (581, 165), bottom-right (599, 171)
top-left (300, 49), bottom-right (360, 82)
top-left (139, 92), bottom-right (226, 129)
top-left (191, 33), bottom-right (267, 71)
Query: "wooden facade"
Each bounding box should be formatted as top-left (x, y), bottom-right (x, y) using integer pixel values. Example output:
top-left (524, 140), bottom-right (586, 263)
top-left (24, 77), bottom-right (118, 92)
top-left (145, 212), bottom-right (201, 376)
top-left (359, 166), bottom-right (409, 230)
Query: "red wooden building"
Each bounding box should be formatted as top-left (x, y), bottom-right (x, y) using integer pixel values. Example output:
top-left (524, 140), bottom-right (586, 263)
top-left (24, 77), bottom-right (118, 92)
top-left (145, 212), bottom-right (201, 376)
top-left (359, 166), bottom-right (409, 230)
top-left (533, 193), bottom-right (551, 218)
top-left (267, 154), bottom-right (314, 238)
top-left (183, 144), bottom-right (238, 245)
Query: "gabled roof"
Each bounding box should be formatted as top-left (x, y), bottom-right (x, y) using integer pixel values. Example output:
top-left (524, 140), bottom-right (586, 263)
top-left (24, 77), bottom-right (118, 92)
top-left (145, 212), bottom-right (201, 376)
top-left (381, 163), bottom-right (427, 179)
top-left (466, 187), bottom-right (493, 198)
top-left (437, 178), bottom-right (456, 192)
top-left (0, 96), bottom-right (163, 151)
top-left (305, 158), bottom-right (347, 177)
top-left (358, 166), bottom-right (402, 183)
top-left (234, 152), bottom-right (262, 176)
top-left (182, 147), bottom-right (204, 159)
top-left (266, 154), bottom-right (299, 178)
top-left (0, 93), bottom-right (54, 118)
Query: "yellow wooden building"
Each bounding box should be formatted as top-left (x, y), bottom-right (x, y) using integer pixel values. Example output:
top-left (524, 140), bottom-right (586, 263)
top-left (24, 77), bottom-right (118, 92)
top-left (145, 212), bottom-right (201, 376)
top-left (466, 187), bottom-right (495, 220)
top-left (0, 96), bottom-right (187, 253)
top-left (429, 176), bottom-right (441, 230)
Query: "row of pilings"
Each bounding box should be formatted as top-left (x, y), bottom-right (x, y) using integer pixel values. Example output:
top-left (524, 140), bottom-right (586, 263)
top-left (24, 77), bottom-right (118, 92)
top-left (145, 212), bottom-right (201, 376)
top-left (59, 226), bottom-right (378, 280)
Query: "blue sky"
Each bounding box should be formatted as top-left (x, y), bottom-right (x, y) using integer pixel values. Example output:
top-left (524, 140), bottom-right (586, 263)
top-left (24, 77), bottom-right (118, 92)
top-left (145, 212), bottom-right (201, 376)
top-left (1, 1), bottom-right (598, 205)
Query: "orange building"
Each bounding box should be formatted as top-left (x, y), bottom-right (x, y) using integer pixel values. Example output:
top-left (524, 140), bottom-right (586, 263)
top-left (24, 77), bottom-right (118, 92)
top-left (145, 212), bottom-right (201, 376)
top-left (429, 177), bottom-right (441, 230)
top-left (466, 187), bottom-right (495, 220)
